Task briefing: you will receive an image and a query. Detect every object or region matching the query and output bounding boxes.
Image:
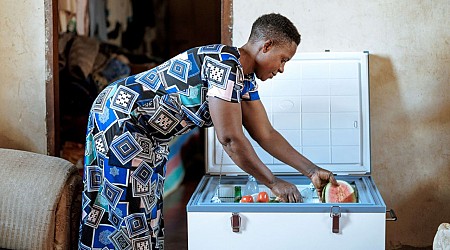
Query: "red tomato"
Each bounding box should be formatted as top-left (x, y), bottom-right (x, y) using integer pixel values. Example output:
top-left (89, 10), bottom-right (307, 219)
top-left (257, 191), bottom-right (269, 203)
top-left (240, 195), bottom-right (254, 203)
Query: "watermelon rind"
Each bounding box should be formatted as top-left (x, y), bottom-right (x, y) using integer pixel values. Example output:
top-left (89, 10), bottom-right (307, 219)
top-left (321, 183), bottom-right (327, 202)
top-left (323, 180), bottom-right (357, 203)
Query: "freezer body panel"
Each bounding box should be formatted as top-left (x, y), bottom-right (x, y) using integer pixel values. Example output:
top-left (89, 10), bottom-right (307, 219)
top-left (188, 212), bottom-right (385, 250)
top-left (187, 175), bottom-right (386, 249)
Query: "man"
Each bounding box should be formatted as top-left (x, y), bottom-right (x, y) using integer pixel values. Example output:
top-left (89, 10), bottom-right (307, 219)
top-left (79, 13), bottom-right (337, 249)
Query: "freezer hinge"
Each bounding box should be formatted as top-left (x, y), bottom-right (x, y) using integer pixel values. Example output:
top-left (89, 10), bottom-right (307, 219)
top-left (231, 212), bottom-right (241, 233)
top-left (330, 206), bottom-right (341, 234)
top-left (335, 172), bottom-right (369, 176)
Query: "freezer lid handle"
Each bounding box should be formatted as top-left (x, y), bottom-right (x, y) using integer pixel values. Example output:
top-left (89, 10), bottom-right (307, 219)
top-left (330, 206), bottom-right (341, 234)
top-left (231, 212), bottom-right (241, 233)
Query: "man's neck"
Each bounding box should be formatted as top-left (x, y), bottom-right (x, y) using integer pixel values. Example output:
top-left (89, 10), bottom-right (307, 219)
top-left (238, 42), bottom-right (260, 75)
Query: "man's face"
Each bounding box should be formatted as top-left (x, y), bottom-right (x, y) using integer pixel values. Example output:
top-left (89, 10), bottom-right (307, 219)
top-left (254, 40), bottom-right (298, 81)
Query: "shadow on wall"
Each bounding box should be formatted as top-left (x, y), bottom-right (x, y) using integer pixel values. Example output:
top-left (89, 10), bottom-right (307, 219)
top-left (369, 54), bottom-right (403, 249)
top-left (369, 54), bottom-right (450, 249)
top-left (0, 132), bottom-right (32, 152)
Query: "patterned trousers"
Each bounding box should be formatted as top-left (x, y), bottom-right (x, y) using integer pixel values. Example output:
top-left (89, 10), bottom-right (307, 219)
top-left (78, 143), bottom-right (168, 250)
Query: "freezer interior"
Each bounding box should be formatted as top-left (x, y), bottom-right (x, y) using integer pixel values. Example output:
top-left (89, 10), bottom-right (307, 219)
top-left (188, 175), bottom-right (386, 213)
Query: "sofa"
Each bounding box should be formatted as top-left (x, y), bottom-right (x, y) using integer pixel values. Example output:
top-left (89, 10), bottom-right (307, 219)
top-left (0, 148), bottom-right (83, 250)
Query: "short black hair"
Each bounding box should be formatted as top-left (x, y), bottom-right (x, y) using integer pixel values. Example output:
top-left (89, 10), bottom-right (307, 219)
top-left (249, 13), bottom-right (301, 46)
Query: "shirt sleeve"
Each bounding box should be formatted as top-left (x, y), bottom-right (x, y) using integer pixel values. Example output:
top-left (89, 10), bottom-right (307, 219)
top-left (203, 55), bottom-right (260, 103)
top-left (241, 74), bottom-right (260, 101)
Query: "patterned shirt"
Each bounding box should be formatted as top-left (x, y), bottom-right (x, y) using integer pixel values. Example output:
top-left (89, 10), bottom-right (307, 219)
top-left (85, 44), bottom-right (260, 167)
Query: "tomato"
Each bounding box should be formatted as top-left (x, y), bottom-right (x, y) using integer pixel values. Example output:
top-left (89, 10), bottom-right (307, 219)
top-left (257, 191), bottom-right (269, 203)
top-left (240, 195), bottom-right (254, 203)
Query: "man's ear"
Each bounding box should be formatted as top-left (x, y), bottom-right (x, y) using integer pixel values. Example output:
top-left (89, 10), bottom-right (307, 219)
top-left (262, 40), bottom-right (274, 53)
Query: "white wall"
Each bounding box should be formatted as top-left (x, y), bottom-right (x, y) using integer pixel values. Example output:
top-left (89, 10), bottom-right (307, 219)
top-left (233, 1), bottom-right (449, 248)
top-left (0, 0), bottom-right (47, 154)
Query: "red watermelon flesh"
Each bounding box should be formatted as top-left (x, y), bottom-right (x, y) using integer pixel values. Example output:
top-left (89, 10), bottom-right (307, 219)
top-left (323, 180), bottom-right (357, 203)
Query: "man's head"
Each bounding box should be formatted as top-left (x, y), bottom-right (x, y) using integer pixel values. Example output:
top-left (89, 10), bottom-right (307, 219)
top-left (246, 13), bottom-right (300, 81)
top-left (249, 13), bottom-right (301, 47)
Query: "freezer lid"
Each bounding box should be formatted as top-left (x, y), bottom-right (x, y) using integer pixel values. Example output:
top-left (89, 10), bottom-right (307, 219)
top-left (206, 52), bottom-right (371, 176)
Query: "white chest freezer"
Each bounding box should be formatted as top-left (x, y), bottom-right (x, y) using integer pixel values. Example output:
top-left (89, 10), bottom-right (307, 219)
top-left (186, 52), bottom-right (396, 250)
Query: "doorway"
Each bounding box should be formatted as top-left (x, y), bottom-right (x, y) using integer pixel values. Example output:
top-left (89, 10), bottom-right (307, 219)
top-left (49, 0), bottom-right (221, 164)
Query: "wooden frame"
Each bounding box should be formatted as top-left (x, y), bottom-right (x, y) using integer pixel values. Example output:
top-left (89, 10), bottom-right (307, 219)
top-left (221, 0), bottom-right (233, 45)
top-left (43, 1), bottom-right (226, 155)
top-left (45, 0), bottom-right (59, 156)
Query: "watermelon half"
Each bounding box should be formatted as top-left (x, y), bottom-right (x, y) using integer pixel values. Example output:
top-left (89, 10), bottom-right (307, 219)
top-left (322, 180), bottom-right (357, 203)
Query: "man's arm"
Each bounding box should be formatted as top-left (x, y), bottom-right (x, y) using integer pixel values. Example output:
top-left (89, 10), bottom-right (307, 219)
top-left (208, 97), bottom-right (276, 187)
top-left (208, 96), bottom-right (301, 202)
top-left (241, 100), bottom-right (338, 199)
top-left (241, 100), bottom-right (317, 176)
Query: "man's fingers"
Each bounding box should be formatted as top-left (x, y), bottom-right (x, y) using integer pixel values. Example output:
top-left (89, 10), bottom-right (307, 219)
top-left (294, 193), bottom-right (300, 203)
top-left (288, 193), bottom-right (294, 203)
top-left (329, 173), bottom-right (339, 186)
top-left (297, 193), bottom-right (303, 203)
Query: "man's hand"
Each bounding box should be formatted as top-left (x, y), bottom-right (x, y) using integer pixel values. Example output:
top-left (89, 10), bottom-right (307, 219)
top-left (309, 167), bottom-right (339, 201)
top-left (269, 177), bottom-right (303, 203)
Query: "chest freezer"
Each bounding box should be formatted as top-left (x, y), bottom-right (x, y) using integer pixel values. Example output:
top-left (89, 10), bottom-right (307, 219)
top-left (186, 52), bottom-right (395, 250)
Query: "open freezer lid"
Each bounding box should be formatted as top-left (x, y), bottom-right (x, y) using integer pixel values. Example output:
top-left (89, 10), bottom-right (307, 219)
top-left (206, 52), bottom-right (371, 175)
